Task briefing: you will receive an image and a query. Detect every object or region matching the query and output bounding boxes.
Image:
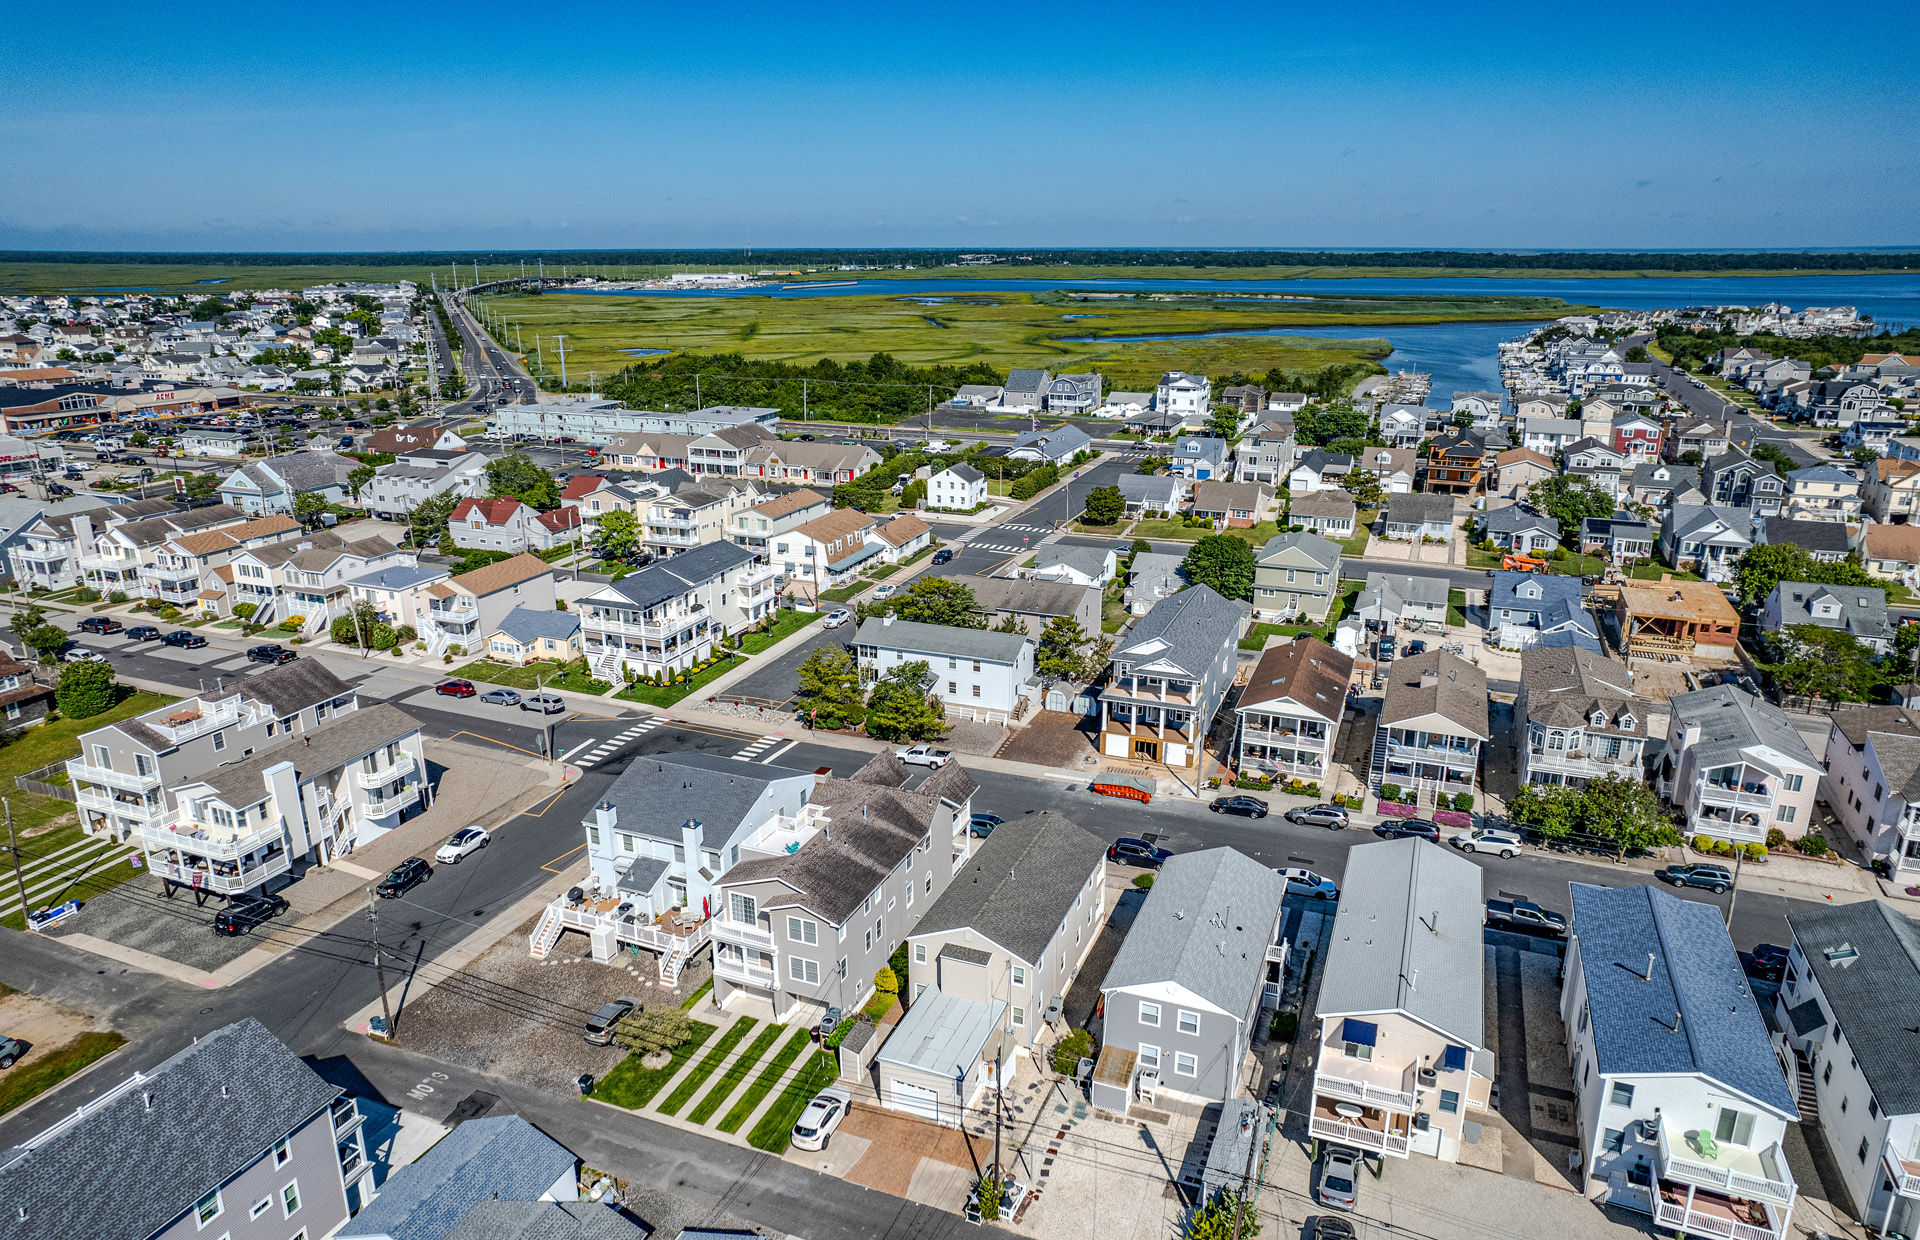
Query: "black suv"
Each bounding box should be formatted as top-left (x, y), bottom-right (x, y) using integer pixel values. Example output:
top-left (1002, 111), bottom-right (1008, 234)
top-left (1662, 862), bottom-right (1734, 894)
top-left (376, 857), bottom-right (432, 899)
top-left (125, 625), bottom-right (161, 641)
top-left (212, 891), bottom-right (289, 936)
top-left (78, 617), bottom-right (123, 635)
top-left (1209, 795), bottom-right (1269, 819)
top-left (247, 644), bottom-right (296, 665)
top-left (161, 631), bottom-right (207, 649)
top-left (1375, 818), bottom-right (1442, 843)
top-left (1107, 837), bottom-right (1172, 868)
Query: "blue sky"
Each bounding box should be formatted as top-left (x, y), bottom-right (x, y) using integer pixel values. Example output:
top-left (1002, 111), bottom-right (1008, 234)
top-left (4, 0), bottom-right (1917, 251)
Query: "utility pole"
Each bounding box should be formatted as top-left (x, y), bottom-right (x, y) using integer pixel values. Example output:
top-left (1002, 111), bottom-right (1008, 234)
top-left (450, 261), bottom-right (457, 290)
top-left (1724, 843), bottom-right (1746, 929)
top-left (3, 799), bottom-right (28, 919)
top-left (555, 336), bottom-right (569, 388)
top-left (366, 887), bottom-right (396, 1038)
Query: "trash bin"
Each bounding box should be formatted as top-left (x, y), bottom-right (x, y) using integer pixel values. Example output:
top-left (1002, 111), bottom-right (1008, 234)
top-left (575, 1073), bottom-right (594, 1097)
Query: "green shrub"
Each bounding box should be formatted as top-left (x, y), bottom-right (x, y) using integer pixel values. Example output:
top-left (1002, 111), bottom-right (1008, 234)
top-left (1379, 782), bottom-right (1403, 804)
top-left (108, 591), bottom-right (128, 604)
top-left (1132, 873), bottom-right (1154, 889)
top-left (1451, 793), bottom-right (1473, 812)
top-left (1795, 834), bottom-right (1830, 857)
top-left (73, 587), bottom-right (100, 603)
top-left (1743, 843), bottom-right (1769, 861)
top-left (1714, 840), bottom-right (1735, 856)
top-left (1271, 1010), bottom-right (1299, 1042)
top-left (1765, 827), bottom-right (1787, 849)
top-left (1550, 546), bottom-right (1570, 561)
top-left (1692, 834), bottom-right (1715, 852)
top-left (1051, 1028), bottom-right (1094, 1075)
top-left (233, 602), bottom-right (258, 621)
top-left (873, 966), bottom-right (898, 996)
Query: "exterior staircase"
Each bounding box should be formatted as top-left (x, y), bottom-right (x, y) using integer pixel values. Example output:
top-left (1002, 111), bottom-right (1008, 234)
top-left (591, 646), bottom-right (623, 681)
top-left (1368, 726), bottom-right (1390, 794)
top-left (1794, 1051), bottom-right (1820, 1125)
top-left (529, 905), bottom-right (565, 959)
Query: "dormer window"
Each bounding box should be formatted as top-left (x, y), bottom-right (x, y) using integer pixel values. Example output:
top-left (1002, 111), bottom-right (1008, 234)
top-left (1619, 713), bottom-right (1635, 731)
top-left (1590, 709), bottom-right (1607, 728)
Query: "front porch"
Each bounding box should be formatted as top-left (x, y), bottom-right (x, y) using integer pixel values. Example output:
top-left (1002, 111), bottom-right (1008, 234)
top-left (529, 894), bottom-right (710, 986)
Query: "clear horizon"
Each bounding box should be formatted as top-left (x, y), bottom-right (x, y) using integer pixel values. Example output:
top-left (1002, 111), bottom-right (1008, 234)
top-left (5, 0), bottom-right (1916, 251)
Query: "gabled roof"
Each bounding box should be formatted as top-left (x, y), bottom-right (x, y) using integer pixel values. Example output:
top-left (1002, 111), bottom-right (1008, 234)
top-left (1379, 650), bottom-right (1488, 737)
top-left (1235, 637), bottom-right (1351, 720)
top-left (494, 606), bottom-right (581, 645)
top-left (1769, 579), bottom-right (1890, 644)
top-left (749, 487), bottom-right (830, 519)
top-left (1383, 492), bottom-right (1455, 526)
top-left (950, 574), bottom-right (1095, 621)
top-left (1761, 517), bottom-right (1849, 556)
top-left (1785, 900), bottom-right (1920, 1114)
top-left (854, 617), bottom-right (1030, 664)
top-left (244, 657), bottom-right (354, 718)
top-left (1860, 521), bottom-right (1920, 564)
top-left (910, 811), bottom-right (1107, 966)
top-left (790, 508), bottom-right (877, 545)
top-left (1667, 684), bottom-right (1818, 773)
top-left (1490, 570), bottom-right (1594, 636)
top-left (452, 496), bottom-right (527, 526)
top-left (1786, 463), bottom-right (1861, 487)
top-left (1102, 848), bottom-right (1286, 1018)
top-left (600, 540), bottom-right (755, 608)
top-left (438, 1200), bottom-right (650, 1240)
top-left (1112, 584), bottom-right (1244, 679)
top-left (1255, 529), bottom-right (1340, 571)
top-left (450, 552), bottom-right (551, 599)
top-left (1570, 884), bottom-right (1796, 1115)
top-left (1520, 646), bottom-right (1646, 733)
top-left (600, 752), bottom-right (802, 848)
top-left (1481, 503), bottom-right (1558, 536)
top-left (336, 1115), bottom-right (577, 1240)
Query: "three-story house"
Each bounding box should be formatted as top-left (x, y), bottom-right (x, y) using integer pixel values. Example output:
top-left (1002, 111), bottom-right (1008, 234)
top-left (1517, 647), bottom-right (1650, 788)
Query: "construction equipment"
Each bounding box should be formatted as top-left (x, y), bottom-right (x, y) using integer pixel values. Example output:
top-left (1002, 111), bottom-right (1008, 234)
top-left (1501, 552), bottom-right (1549, 573)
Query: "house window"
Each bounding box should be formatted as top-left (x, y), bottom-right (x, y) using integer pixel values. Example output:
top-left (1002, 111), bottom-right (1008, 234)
top-left (617, 833), bottom-right (636, 855)
top-left (1011, 965), bottom-right (1027, 987)
top-left (212, 731), bottom-right (225, 752)
top-left (914, 943), bottom-right (926, 964)
top-left (914, 983), bottom-right (926, 1000)
top-left (250, 1197), bottom-right (272, 1220)
top-left (948, 681), bottom-right (957, 695)
top-left (588, 826), bottom-right (601, 848)
top-left (1715, 1108), bottom-right (1756, 1146)
top-left (1601, 1128), bottom-right (1625, 1154)
top-left (195, 1191), bottom-right (223, 1227)
top-left (788, 916), bottom-right (818, 945)
top-left (1610, 1082), bottom-right (1634, 1108)
top-left (1860, 1137), bottom-right (1871, 1163)
top-left (1177, 1011), bottom-right (1200, 1036)
top-left (788, 956), bottom-right (820, 985)
top-left (281, 1181), bottom-right (301, 1217)
top-left (1139, 1001), bottom-right (1160, 1027)
top-left (1784, 773), bottom-right (1804, 792)
top-left (1137, 1044), bottom-right (1161, 1069)
top-left (1439, 1089), bottom-right (1461, 1115)
top-left (672, 844), bottom-right (685, 863)
top-left (1011, 1006), bottom-right (1025, 1028)
top-left (1776, 806), bottom-right (1796, 823)
top-left (730, 893), bottom-right (756, 925)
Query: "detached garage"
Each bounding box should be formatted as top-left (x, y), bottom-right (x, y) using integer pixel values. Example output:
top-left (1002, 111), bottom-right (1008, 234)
top-left (874, 989), bottom-right (1011, 1127)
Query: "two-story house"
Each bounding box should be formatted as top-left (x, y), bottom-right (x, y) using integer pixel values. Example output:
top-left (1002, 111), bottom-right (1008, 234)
top-left (741, 439), bottom-right (880, 485)
top-left (1517, 646), bottom-right (1649, 789)
top-left (360, 449), bottom-right (487, 521)
top-left (1817, 706), bottom-right (1920, 879)
top-left (578, 539), bottom-right (768, 679)
top-left (1761, 579), bottom-right (1891, 653)
top-left (773, 509), bottom-right (880, 597)
top-left (1370, 650), bottom-right (1489, 806)
top-left (1424, 429), bottom-right (1486, 495)
top-left (1251, 530), bottom-right (1342, 622)
top-left (1491, 447), bottom-right (1556, 499)
top-left (725, 487), bottom-right (831, 555)
top-left (1865, 457), bottom-right (1920, 523)
top-left (1783, 464), bottom-right (1865, 523)
top-left (415, 553), bottom-right (557, 657)
top-left (1232, 637), bottom-right (1351, 780)
top-left (1288, 449), bottom-right (1353, 495)
top-left (1191, 480), bottom-right (1275, 528)
top-left (1758, 516), bottom-right (1850, 564)
top-left (1095, 848), bottom-right (1287, 1108)
top-left (219, 450), bottom-right (358, 515)
top-left (1168, 435), bottom-right (1230, 482)
top-left (1310, 838), bottom-right (1490, 1163)
top-left (448, 497), bottom-right (580, 554)
top-left (1658, 684), bottom-right (1822, 846)
top-left (259, 536), bottom-right (411, 634)
top-left (135, 513), bottom-right (306, 607)
top-left (1007, 425), bottom-right (1093, 466)
top-left (1099, 585), bottom-right (1245, 771)
top-left (1044, 372), bottom-right (1104, 413)
top-left (1487, 569), bottom-right (1598, 650)
top-left (853, 615), bottom-right (1035, 725)
top-left (1380, 492), bottom-right (1455, 543)
top-left (0, 648), bottom-right (52, 733)
top-left (945, 574), bottom-right (1101, 639)
top-left (0, 1017), bottom-right (374, 1240)
top-left (336, 1115), bottom-right (587, 1240)
top-left (883, 811), bottom-right (1107, 1123)
top-left (1233, 418), bottom-right (1297, 486)
top-left (927, 464), bottom-right (988, 511)
top-left (1701, 450), bottom-right (1784, 516)
top-left (1628, 462), bottom-right (1704, 510)
top-left (1855, 523), bottom-right (1920, 589)
top-left (5, 498), bottom-right (178, 591)
top-left (1561, 883), bottom-right (1800, 1240)
top-left (641, 477), bottom-right (760, 558)
top-left (1611, 411), bottom-right (1663, 462)
top-left (1773, 900), bottom-right (1920, 1239)
top-left (1660, 505), bottom-right (1753, 583)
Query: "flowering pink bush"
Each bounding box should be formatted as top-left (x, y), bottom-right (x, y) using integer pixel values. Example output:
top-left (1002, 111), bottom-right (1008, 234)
top-left (1434, 810), bottom-right (1472, 828)
top-left (1377, 801), bottom-right (1418, 819)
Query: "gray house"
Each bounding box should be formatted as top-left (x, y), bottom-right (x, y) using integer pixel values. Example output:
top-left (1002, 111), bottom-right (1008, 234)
top-left (1008, 425), bottom-right (1092, 464)
top-left (1761, 580), bottom-right (1892, 652)
top-left (1381, 492), bottom-right (1455, 542)
top-left (0, 1017), bottom-right (372, 1240)
top-left (336, 1114), bottom-right (578, 1240)
top-left (1099, 584), bottom-right (1246, 770)
top-left (220, 450), bottom-right (359, 515)
top-left (1352, 571), bottom-right (1449, 628)
top-left (1094, 848), bottom-right (1287, 1108)
top-left (1117, 473), bottom-right (1186, 517)
top-left (1480, 503), bottom-right (1560, 554)
top-left (1252, 530), bottom-right (1342, 622)
top-left (947, 573), bottom-right (1101, 638)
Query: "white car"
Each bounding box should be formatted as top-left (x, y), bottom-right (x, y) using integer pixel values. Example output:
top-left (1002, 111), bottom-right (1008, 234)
top-left (1447, 826), bottom-right (1523, 858)
top-left (790, 1087), bottom-right (852, 1151)
top-left (434, 826), bottom-right (490, 864)
top-left (1280, 867), bottom-right (1339, 900)
top-left (895, 744), bottom-right (952, 769)
top-left (822, 608), bottom-right (853, 630)
top-left (62, 647), bottom-right (106, 663)
top-left (872, 583), bottom-right (897, 600)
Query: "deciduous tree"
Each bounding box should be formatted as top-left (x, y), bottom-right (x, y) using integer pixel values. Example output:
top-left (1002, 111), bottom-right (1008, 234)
top-left (862, 660), bottom-right (947, 742)
top-left (1768, 624), bottom-right (1885, 704)
top-left (595, 509), bottom-right (640, 561)
top-left (1082, 484), bottom-right (1125, 526)
top-left (1036, 615), bottom-right (1107, 683)
top-left (1181, 534), bottom-right (1256, 602)
top-left (796, 645), bottom-right (864, 729)
top-left (54, 658), bottom-right (117, 719)
top-left (893, 577), bottom-right (983, 628)
top-left (486, 451), bottom-right (559, 510)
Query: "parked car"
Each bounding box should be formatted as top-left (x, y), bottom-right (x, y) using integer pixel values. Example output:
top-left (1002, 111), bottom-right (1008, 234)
top-left (583, 997), bottom-right (641, 1046)
top-left (1742, 944), bottom-right (1789, 983)
top-left (1318, 1146), bottom-right (1361, 1211)
top-left (122, 455), bottom-right (146, 465)
top-left (1312, 1219), bottom-right (1356, 1240)
top-left (895, 744), bottom-right (952, 768)
top-left (125, 625), bottom-right (161, 641)
top-left (0, 1036), bottom-right (29, 1070)
top-left (435, 826), bottom-right (491, 864)
top-left (1280, 867), bottom-right (1339, 900)
top-left (1374, 818), bottom-right (1440, 842)
top-left (1484, 898), bottom-right (1568, 937)
top-left (61, 646), bottom-right (105, 663)
top-left (1661, 862), bottom-right (1734, 894)
top-left (1447, 826), bottom-right (1523, 858)
top-left (931, 548), bottom-right (953, 565)
top-left (436, 679), bottom-right (477, 698)
top-left (479, 687), bottom-right (521, 706)
top-left (1209, 795), bottom-right (1269, 819)
top-left (1284, 803), bottom-right (1350, 830)
top-left (872, 583), bottom-right (897, 600)
top-left (77, 617), bottom-right (122, 635)
top-left (1107, 837), bottom-right (1171, 868)
top-left (521, 693), bottom-right (565, 714)
top-left (790, 1087), bottom-right (853, 1151)
top-left (46, 483), bottom-right (72, 497)
top-left (968, 813), bottom-right (1004, 837)
top-left (375, 857), bottom-right (432, 899)
top-left (822, 608), bottom-right (853, 630)
top-left (212, 891), bottom-right (289, 937)
top-left (160, 630), bottom-right (207, 649)
top-left (1404, 639), bottom-right (1427, 656)
top-left (246, 644), bottom-right (296, 665)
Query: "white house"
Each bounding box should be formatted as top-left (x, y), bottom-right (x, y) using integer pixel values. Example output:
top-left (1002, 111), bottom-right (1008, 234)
top-left (1154, 371), bottom-right (1212, 427)
top-left (851, 615), bottom-right (1034, 726)
top-left (928, 463), bottom-right (988, 511)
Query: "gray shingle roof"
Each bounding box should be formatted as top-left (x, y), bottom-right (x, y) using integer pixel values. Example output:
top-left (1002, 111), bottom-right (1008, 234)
top-left (0, 1018), bottom-right (339, 1240)
top-left (1768, 579), bottom-right (1891, 646)
top-left (910, 811), bottom-right (1106, 966)
top-left (603, 540), bottom-right (756, 608)
top-left (854, 616), bottom-right (1031, 665)
top-left (1482, 503), bottom-right (1559, 537)
top-left (193, 702), bottom-right (423, 806)
top-left (243, 657), bottom-right (355, 718)
top-left (1033, 544), bottom-right (1112, 579)
top-left (598, 752), bottom-right (800, 848)
top-left (439, 1200), bottom-right (650, 1240)
top-left (1256, 530), bottom-right (1340, 571)
top-left (1762, 517), bottom-right (1850, 556)
top-left (1520, 646), bottom-right (1647, 734)
top-left (351, 562), bottom-right (449, 591)
top-left (1489, 571), bottom-right (1595, 637)
top-left (949, 574), bottom-right (1094, 621)
top-left (337, 1115), bottom-right (577, 1240)
top-left (1383, 492), bottom-right (1455, 526)
top-left (1570, 883), bottom-right (1796, 1116)
top-left (494, 606), bottom-right (581, 645)
top-left (1667, 684), bottom-right (1818, 774)
top-left (1362, 571), bottom-right (1449, 607)
top-left (1784, 900), bottom-right (1920, 1113)
top-left (1102, 847), bottom-right (1286, 1019)
top-left (1316, 839), bottom-right (1485, 1047)
top-left (1112, 584), bottom-right (1244, 680)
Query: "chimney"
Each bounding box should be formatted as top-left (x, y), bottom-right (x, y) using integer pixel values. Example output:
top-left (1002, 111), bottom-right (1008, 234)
top-left (1418, 669), bottom-right (1439, 689)
top-left (882, 613), bottom-right (895, 626)
top-left (595, 800), bottom-right (617, 832)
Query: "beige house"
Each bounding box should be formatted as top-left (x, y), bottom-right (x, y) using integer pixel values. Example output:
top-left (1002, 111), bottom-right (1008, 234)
top-left (1856, 522), bottom-right (1920, 587)
top-left (1492, 447), bottom-right (1556, 498)
top-left (1191, 481), bottom-right (1275, 528)
top-left (1252, 530), bottom-right (1343, 622)
top-left (641, 478), bottom-right (760, 557)
top-left (1866, 458), bottom-right (1920, 523)
top-left (726, 488), bottom-right (831, 554)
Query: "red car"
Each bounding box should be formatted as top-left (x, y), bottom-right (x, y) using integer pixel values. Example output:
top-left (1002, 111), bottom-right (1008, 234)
top-left (435, 680), bottom-right (477, 698)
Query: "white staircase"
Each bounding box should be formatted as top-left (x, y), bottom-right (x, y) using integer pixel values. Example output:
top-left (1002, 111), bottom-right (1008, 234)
top-left (659, 920), bottom-right (710, 985)
top-left (529, 905), bottom-right (565, 959)
top-left (591, 645), bottom-right (623, 680)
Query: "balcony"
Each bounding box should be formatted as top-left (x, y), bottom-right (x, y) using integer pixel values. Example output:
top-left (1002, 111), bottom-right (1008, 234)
top-left (354, 753), bottom-right (417, 789)
top-left (741, 804), bottom-right (830, 858)
top-left (1883, 1138), bottom-right (1920, 1198)
top-left (76, 788), bottom-right (165, 822)
top-left (1387, 737), bottom-right (1480, 762)
top-left (584, 612), bottom-right (707, 641)
top-left (1526, 748), bottom-right (1642, 780)
top-left (429, 602), bottom-right (478, 624)
top-left (1313, 1071), bottom-right (1417, 1114)
top-left (141, 817), bottom-right (287, 863)
top-left (1652, 1186), bottom-right (1783, 1240)
top-left (1700, 782), bottom-right (1774, 811)
top-left (1657, 1117), bottom-right (1796, 1206)
top-left (1112, 677), bottom-right (1195, 705)
top-left (364, 784), bottom-right (421, 818)
top-left (712, 918), bottom-right (777, 949)
top-left (65, 760), bottom-right (160, 795)
top-left (150, 854), bottom-right (289, 893)
top-left (1308, 1098), bottom-right (1411, 1157)
top-left (647, 530), bottom-right (702, 548)
top-left (1689, 814), bottom-right (1770, 844)
top-left (713, 954), bottom-right (777, 988)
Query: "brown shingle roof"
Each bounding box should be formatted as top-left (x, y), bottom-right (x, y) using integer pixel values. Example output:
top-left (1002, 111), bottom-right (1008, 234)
top-left (791, 509), bottom-right (877, 545)
top-left (449, 552), bottom-right (550, 598)
top-left (750, 488), bottom-right (829, 520)
top-left (1862, 523), bottom-right (1920, 565)
top-left (1236, 637), bottom-right (1353, 720)
top-left (872, 512), bottom-right (929, 547)
top-left (1380, 649), bottom-right (1489, 737)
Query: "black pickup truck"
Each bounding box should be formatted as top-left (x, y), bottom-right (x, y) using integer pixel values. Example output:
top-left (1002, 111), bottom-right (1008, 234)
top-left (1485, 898), bottom-right (1569, 938)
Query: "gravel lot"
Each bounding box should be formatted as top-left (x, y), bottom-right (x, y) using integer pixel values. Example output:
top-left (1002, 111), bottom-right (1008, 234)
top-left (996, 710), bottom-right (1099, 769)
top-left (47, 882), bottom-right (273, 972)
top-left (393, 908), bottom-right (718, 1095)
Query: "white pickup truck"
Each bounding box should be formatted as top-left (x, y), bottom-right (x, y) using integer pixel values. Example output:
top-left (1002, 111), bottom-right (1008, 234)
top-left (895, 744), bottom-right (953, 769)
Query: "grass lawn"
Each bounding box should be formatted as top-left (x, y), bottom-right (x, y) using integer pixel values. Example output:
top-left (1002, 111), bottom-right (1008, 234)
top-left (746, 1050), bottom-right (839, 1153)
top-left (1238, 581), bottom-right (1363, 650)
top-left (1101, 589), bottom-right (1131, 635)
top-left (1127, 518), bottom-right (1209, 543)
top-left (737, 609), bottom-right (820, 655)
top-left (0, 1031), bottom-right (126, 1117)
top-left (687, 1021), bottom-right (784, 1125)
top-left (0, 690), bottom-right (173, 782)
top-left (1336, 511), bottom-right (1377, 557)
top-left (453, 659), bottom-right (573, 692)
top-left (817, 583), bottom-right (867, 603)
top-left (593, 1021), bottom-right (717, 1110)
top-left (900, 543), bottom-right (938, 565)
top-left (867, 564), bottom-right (901, 580)
top-left (717, 1027), bottom-right (814, 1134)
top-left (613, 653), bottom-right (741, 708)
top-left (861, 990), bottom-right (897, 1021)
top-left (1447, 589), bottom-right (1467, 627)
top-left (679, 977), bottom-right (714, 1010)
top-left (658, 1017), bottom-right (757, 1117)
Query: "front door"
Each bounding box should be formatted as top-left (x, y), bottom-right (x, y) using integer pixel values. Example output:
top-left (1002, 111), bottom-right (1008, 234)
top-left (1133, 739), bottom-right (1160, 762)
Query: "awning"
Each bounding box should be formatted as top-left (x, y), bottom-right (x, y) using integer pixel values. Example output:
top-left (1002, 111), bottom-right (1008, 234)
top-left (1441, 1043), bottom-right (1468, 1071)
top-left (1340, 1018), bottom-right (1378, 1048)
top-left (828, 541), bottom-right (884, 572)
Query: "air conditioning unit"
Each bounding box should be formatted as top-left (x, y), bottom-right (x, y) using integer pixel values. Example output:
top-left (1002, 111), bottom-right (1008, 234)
top-left (1417, 1066), bottom-right (1438, 1088)
top-left (1414, 1112), bottom-right (1431, 1132)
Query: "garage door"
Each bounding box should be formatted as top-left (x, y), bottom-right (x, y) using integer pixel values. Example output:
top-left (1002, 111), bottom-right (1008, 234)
top-left (888, 1079), bottom-right (943, 1123)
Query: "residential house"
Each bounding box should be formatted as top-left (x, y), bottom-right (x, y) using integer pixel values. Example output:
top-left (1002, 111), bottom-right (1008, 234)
top-left (1759, 516), bottom-right (1850, 563)
top-left (1519, 415), bottom-right (1584, 456)
top-left (1376, 403), bottom-right (1427, 449)
top-left (1616, 580), bottom-right (1742, 663)
top-left (708, 759), bottom-right (978, 1021)
top-left (1370, 650), bottom-right (1488, 806)
top-left (1045, 372), bottom-right (1104, 413)
top-left (361, 450), bottom-right (488, 521)
top-left (1099, 585), bottom-right (1245, 770)
top-left (1289, 490), bottom-right (1358, 539)
top-left (1351, 571), bottom-right (1449, 630)
top-left (1843, 414), bottom-right (1907, 452)
top-left (484, 607), bottom-right (583, 666)
top-left (1002, 368), bottom-right (1052, 412)
top-left (947, 574), bottom-right (1101, 638)
top-left (1700, 450), bottom-right (1784, 515)
top-left (1252, 531), bottom-right (1342, 622)
top-left (1024, 544), bottom-right (1116, 588)
top-left (773, 509), bottom-right (881, 597)
top-left (741, 439), bottom-right (879, 485)
top-left (1117, 473), bottom-right (1186, 518)
top-left (1450, 390), bottom-right (1502, 424)
top-left (1820, 707), bottom-right (1920, 879)
top-left (1423, 430), bottom-right (1485, 495)
top-left (1517, 646), bottom-right (1649, 788)
top-left (1809, 378), bottom-right (1887, 429)
top-left (1656, 684), bottom-right (1820, 844)
top-left (1480, 503), bottom-right (1560, 555)
top-left (1492, 447), bottom-right (1557, 499)
top-left (578, 540), bottom-right (768, 679)
top-left (1007, 426), bottom-right (1092, 465)
top-left (1856, 523), bottom-right (1920, 587)
top-left (447, 497), bottom-right (579, 554)
top-left (1513, 392), bottom-right (1572, 422)
top-left (1219, 384), bottom-right (1267, 416)
top-left (176, 427), bottom-right (250, 458)
top-left (5, 498), bottom-right (182, 591)
top-left (219, 450), bottom-right (358, 515)
top-left (1168, 435), bottom-right (1230, 481)
top-left (853, 615), bottom-right (1035, 725)
top-left (1380, 492), bottom-right (1455, 543)
top-left (412, 553), bottom-right (557, 657)
top-left (1560, 883), bottom-right (1800, 1240)
top-left (335, 1115), bottom-right (579, 1240)
top-left (0, 649), bottom-right (52, 732)
top-left (75, 503), bottom-right (257, 594)
top-left (1487, 570), bottom-right (1599, 650)
top-left (1094, 848), bottom-right (1287, 1108)
top-left (0, 1017), bottom-right (373, 1240)
top-left (928, 464), bottom-right (988, 511)
top-left (685, 424), bottom-right (780, 476)
top-left (1761, 580), bottom-right (1892, 653)
top-left (1660, 505), bottom-right (1753, 583)
top-left (1233, 637), bottom-right (1352, 780)
top-left (950, 384), bottom-right (1004, 408)
top-left (1310, 838), bottom-right (1490, 1163)
top-left (1352, 445), bottom-right (1418, 494)
top-left (1667, 418), bottom-right (1734, 462)
top-left (1580, 514), bottom-right (1656, 564)
top-left (1191, 480), bottom-right (1274, 528)
top-left (1288, 449), bottom-right (1353, 494)
top-left (886, 813), bottom-right (1108, 1123)
top-left (1154, 371), bottom-right (1213, 427)
top-left (725, 487), bottom-right (830, 554)
top-left (1866, 458), bottom-right (1920, 523)
top-left (1772, 901), bottom-right (1920, 1238)
top-left (234, 534), bottom-right (411, 632)
top-left (1564, 436), bottom-right (1629, 474)
top-left (1784, 464), bottom-right (1864, 523)
top-left (363, 424), bottom-right (466, 454)
top-left (641, 478), bottom-right (760, 558)
top-left (135, 513), bottom-right (306, 607)
top-left (1629, 462), bottom-right (1705, 510)
top-left (1123, 551), bottom-right (1187, 617)
top-left (1233, 418), bottom-right (1297, 485)
top-left (1611, 411), bottom-right (1663, 462)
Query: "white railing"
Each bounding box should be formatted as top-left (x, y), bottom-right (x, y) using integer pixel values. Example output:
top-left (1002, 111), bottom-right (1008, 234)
top-left (75, 789), bottom-right (165, 822)
top-left (1526, 749), bottom-right (1641, 779)
top-left (583, 613), bottom-right (706, 641)
top-left (711, 918), bottom-right (776, 949)
top-left (1658, 1124), bottom-right (1795, 1205)
top-left (1314, 1072), bottom-right (1417, 1113)
top-left (1653, 1199), bottom-right (1780, 1240)
top-left (65, 761), bottom-right (159, 794)
top-left (1689, 815), bottom-right (1770, 844)
top-left (1883, 1140), bottom-right (1920, 1197)
top-left (1699, 783), bottom-right (1774, 811)
top-left (354, 754), bottom-right (417, 789)
top-left (714, 956), bottom-right (777, 987)
top-left (363, 785), bottom-right (421, 818)
top-left (1308, 1115), bottom-right (1410, 1156)
top-left (150, 855), bottom-right (289, 893)
top-left (1387, 738), bottom-right (1480, 762)
top-left (142, 818), bottom-right (287, 862)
